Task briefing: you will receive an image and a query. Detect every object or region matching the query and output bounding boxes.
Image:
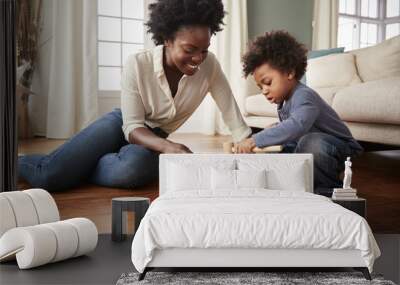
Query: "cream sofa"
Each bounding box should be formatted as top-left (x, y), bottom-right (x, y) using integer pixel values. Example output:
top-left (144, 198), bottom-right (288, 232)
top-left (244, 36), bottom-right (400, 146)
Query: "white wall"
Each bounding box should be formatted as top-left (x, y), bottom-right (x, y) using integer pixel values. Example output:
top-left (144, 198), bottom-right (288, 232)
top-left (98, 95), bottom-right (120, 116)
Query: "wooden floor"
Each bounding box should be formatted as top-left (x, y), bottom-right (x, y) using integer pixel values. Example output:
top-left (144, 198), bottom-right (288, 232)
top-left (18, 134), bottom-right (400, 234)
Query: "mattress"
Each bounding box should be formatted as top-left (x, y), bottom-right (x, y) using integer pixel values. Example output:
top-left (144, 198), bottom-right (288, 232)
top-left (131, 190), bottom-right (380, 273)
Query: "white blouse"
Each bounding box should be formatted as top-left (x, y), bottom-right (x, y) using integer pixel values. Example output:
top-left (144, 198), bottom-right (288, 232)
top-left (121, 45), bottom-right (251, 142)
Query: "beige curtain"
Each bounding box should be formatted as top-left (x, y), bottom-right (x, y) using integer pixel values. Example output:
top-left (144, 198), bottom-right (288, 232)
top-left (44, 0), bottom-right (98, 138)
top-left (177, 0), bottom-right (249, 135)
top-left (312, 0), bottom-right (339, 50)
top-left (30, 0), bottom-right (98, 138)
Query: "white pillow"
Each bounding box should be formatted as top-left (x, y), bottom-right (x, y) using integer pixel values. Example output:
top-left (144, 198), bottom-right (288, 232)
top-left (306, 53), bottom-right (361, 88)
top-left (237, 159), bottom-right (309, 192)
top-left (237, 169), bottom-right (267, 189)
top-left (167, 160), bottom-right (235, 192)
top-left (211, 168), bottom-right (267, 190)
top-left (211, 168), bottom-right (236, 190)
top-left (266, 161), bottom-right (307, 191)
top-left (167, 163), bottom-right (210, 191)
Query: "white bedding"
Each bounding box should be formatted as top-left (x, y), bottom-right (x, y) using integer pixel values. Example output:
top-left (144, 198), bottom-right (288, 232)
top-left (131, 190), bottom-right (380, 273)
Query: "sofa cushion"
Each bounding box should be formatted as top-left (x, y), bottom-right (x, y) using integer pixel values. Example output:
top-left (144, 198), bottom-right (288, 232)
top-left (245, 94), bottom-right (277, 117)
top-left (350, 35), bottom-right (400, 82)
top-left (312, 86), bottom-right (343, 106)
top-left (244, 116), bottom-right (279, 129)
top-left (344, 122), bottom-right (400, 146)
top-left (332, 77), bottom-right (400, 124)
top-left (306, 53), bottom-right (361, 88)
top-left (308, 47), bottom-right (345, 58)
top-left (301, 47), bottom-right (345, 84)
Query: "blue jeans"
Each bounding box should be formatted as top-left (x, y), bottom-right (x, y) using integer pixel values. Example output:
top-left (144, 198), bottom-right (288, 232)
top-left (282, 132), bottom-right (362, 196)
top-left (18, 109), bottom-right (167, 191)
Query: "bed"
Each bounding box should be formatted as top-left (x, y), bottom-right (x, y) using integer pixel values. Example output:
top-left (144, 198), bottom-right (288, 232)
top-left (131, 154), bottom-right (380, 280)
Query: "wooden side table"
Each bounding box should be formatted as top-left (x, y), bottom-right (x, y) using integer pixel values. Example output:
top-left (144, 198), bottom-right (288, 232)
top-left (112, 197), bottom-right (150, 242)
top-left (332, 197), bottom-right (366, 218)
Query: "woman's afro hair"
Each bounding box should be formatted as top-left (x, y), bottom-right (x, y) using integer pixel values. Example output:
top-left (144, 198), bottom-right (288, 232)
top-left (146, 0), bottom-right (225, 45)
top-left (242, 30), bottom-right (308, 80)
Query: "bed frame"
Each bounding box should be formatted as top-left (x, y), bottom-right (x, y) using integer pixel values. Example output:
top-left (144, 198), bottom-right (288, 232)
top-left (141, 248), bottom-right (371, 280)
top-left (139, 154), bottom-right (371, 280)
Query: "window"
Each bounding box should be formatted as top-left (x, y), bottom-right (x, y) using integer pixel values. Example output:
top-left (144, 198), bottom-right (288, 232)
top-left (97, 0), bottom-right (145, 94)
top-left (338, 0), bottom-right (400, 51)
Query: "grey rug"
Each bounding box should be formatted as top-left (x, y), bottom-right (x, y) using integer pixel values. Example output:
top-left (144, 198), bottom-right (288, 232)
top-left (116, 271), bottom-right (396, 285)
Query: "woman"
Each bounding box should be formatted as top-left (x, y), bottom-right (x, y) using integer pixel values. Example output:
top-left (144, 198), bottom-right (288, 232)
top-left (18, 0), bottom-right (251, 191)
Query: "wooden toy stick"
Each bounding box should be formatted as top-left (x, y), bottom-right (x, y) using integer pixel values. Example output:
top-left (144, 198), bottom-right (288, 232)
top-left (222, 142), bottom-right (282, 153)
top-left (252, 145), bottom-right (283, 153)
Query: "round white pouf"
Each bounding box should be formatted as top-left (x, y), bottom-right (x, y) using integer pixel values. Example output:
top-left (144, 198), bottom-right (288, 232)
top-left (0, 218), bottom-right (98, 269)
top-left (23, 189), bottom-right (60, 223)
top-left (0, 225), bottom-right (57, 269)
top-left (0, 196), bottom-right (17, 237)
top-left (42, 221), bottom-right (79, 262)
top-left (64, 218), bottom-right (98, 257)
top-left (0, 192), bottom-right (39, 227)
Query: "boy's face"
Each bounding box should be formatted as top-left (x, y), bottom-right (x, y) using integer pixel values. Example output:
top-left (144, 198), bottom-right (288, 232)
top-left (253, 62), bottom-right (296, 105)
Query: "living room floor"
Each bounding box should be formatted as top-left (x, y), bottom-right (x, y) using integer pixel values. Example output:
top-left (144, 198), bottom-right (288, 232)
top-left (2, 234), bottom-right (398, 285)
top-left (17, 133), bottom-right (400, 234)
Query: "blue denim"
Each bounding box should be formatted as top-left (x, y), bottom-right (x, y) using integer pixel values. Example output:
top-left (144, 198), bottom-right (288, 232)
top-left (18, 109), bottom-right (167, 191)
top-left (282, 132), bottom-right (362, 196)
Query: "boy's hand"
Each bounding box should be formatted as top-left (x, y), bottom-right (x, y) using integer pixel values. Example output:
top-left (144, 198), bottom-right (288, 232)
top-left (234, 137), bottom-right (256, 153)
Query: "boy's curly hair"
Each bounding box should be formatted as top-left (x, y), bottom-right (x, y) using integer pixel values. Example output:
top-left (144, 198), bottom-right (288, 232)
top-left (146, 0), bottom-right (225, 45)
top-left (242, 30), bottom-right (308, 80)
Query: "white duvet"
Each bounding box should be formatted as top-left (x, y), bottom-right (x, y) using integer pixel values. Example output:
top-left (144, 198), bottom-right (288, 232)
top-left (131, 190), bottom-right (380, 273)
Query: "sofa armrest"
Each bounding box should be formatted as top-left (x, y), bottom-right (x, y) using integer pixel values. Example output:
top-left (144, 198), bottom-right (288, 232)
top-left (245, 94), bottom-right (278, 118)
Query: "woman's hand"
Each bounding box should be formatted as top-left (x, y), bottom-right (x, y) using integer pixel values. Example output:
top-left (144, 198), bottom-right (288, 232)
top-left (129, 128), bottom-right (192, 154)
top-left (233, 137), bottom-right (256, 153)
top-left (162, 141), bottom-right (193, 153)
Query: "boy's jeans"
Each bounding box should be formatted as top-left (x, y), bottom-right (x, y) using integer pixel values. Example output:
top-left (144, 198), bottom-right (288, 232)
top-left (18, 109), bottom-right (167, 191)
top-left (282, 132), bottom-right (361, 196)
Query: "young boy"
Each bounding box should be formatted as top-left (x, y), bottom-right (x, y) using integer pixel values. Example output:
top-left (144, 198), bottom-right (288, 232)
top-left (236, 30), bottom-right (363, 196)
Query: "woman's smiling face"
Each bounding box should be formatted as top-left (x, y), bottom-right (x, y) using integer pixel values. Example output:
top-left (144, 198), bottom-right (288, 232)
top-left (164, 25), bottom-right (211, 76)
